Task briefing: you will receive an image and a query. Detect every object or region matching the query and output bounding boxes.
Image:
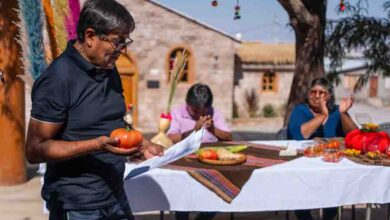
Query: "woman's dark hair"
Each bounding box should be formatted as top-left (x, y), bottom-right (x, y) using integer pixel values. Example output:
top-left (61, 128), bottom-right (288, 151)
top-left (186, 83), bottom-right (213, 108)
top-left (306, 77), bottom-right (336, 111)
top-left (77, 0), bottom-right (135, 42)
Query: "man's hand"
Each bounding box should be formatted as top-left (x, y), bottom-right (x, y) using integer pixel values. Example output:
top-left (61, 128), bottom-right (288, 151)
top-left (319, 95), bottom-right (329, 117)
top-left (339, 95), bottom-right (354, 113)
top-left (96, 136), bottom-right (140, 156)
top-left (141, 142), bottom-right (164, 159)
top-left (203, 115), bottom-right (213, 129)
top-left (195, 115), bottom-right (213, 130)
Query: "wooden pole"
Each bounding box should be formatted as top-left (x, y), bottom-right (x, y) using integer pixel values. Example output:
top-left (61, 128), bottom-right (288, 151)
top-left (0, 0), bottom-right (27, 185)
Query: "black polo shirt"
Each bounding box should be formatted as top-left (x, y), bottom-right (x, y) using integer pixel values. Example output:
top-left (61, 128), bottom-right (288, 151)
top-left (31, 41), bottom-right (127, 210)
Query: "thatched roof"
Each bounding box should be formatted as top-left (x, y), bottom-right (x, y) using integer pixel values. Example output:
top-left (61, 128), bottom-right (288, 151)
top-left (238, 42), bottom-right (295, 64)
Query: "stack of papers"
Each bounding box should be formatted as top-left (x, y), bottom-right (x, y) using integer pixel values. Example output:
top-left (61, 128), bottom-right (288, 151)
top-left (125, 128), bottom-right (204, 179)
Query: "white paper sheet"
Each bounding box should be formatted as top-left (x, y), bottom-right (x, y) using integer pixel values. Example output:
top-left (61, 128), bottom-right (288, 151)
top-left (125, 128), bottom-right (204, 179)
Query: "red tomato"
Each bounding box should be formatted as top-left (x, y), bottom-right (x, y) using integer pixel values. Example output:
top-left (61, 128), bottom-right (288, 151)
top-left (198, 149), bottom-right (218, 160)
top-left (333, 141), bottom-right (341, 149)
top-left (110, 128), bottom-right (143, 149)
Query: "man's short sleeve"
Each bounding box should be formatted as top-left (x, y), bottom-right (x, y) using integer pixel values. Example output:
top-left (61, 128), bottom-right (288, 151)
top-left (31, 73), bottom-right (69, 123)
top-left (213, 109), bottom-right (231, 132)
top-left (287, 105), bottom-right (309, 140)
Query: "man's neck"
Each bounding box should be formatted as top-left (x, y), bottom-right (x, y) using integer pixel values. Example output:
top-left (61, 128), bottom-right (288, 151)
top-left (73, 40), bottom-right (94, 66)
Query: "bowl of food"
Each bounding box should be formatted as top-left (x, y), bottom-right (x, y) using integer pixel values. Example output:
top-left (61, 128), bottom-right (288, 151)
top-left (303, 143), bottom-right (324, 157)
top-left (197, 147), bottom-right (247, 166)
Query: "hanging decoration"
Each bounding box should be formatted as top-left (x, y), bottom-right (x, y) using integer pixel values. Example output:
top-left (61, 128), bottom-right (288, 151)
top-left (65, 0), bottom-right (81, 40)
top-left (14, 7), bottom-right (32, 85)
top-left (18, 0), bottom-right (46, 80)
top-left (211, 0), bottom-right (218, 7)
top-left (53, 0), bottom-right (70, 52)
top-left (339, 0), bottom-right (346, 12)
top-left (234, 0), bottom-right (241, 20)
top-left (43, 0), bottom-right (60, 59)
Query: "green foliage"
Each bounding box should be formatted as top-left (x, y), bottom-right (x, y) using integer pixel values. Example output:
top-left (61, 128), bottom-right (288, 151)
top-left (325, 1), bottom-right (390, 91)
top-left (262, 104), bottom-right (277, 118)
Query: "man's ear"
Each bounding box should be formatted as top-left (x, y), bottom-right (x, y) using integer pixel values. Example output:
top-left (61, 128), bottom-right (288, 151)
top-left (84, 28), bottom-right (97, 48)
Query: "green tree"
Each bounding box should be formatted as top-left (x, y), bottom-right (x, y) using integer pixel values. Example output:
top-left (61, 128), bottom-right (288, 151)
top-left (278, 0), bottom-right (389, 125)
top-left (326, 1), bottom-right (390, 91)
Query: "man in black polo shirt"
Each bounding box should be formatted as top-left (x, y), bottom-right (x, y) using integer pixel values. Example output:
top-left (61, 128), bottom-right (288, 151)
top-left (25, 1), bottom-right (163, 219)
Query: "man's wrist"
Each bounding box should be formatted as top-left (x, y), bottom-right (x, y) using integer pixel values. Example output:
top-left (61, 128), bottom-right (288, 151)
top-left (317, 114), bottom-right (328, 121)
top-left (93, 137), bottom-right (104, 151)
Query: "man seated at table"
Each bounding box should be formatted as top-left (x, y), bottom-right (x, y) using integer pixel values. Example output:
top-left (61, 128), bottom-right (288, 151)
top-left (167, 83), bottom-right (232, 220)
top-left (287, 77), bottom-right (357, 220)
top-left (167, 83), bottom-right (233, 144)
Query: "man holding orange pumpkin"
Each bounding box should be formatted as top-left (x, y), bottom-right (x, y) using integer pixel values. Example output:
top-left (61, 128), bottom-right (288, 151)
top-left (25, 1), bottom-right (163, 219)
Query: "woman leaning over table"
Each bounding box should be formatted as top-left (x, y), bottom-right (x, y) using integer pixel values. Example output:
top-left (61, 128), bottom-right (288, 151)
top-left (287, 77), bottom-right (358, 220)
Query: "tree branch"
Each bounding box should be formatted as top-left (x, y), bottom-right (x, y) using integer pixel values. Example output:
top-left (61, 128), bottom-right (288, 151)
top-left (277, 0), bottom-right (315, 25)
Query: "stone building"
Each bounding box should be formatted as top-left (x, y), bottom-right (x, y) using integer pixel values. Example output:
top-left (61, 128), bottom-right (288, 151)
top-left (234, 42), bottom-right (295, 118)
top-left (116, 0), bottom-right (240, 130)
top-left (25, 0), bottom-right (296, 131)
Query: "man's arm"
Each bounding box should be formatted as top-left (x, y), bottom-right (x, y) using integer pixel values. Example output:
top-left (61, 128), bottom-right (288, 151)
top-left (339, 96), bottom-right (358, 134)
top-left (205, 112), bottom-right (233, 141)
top-left (207, 126), bottom-right (233, 141)
top-left (300, 114), bottom-right (327, 139)
top-left (167, 130), bottom-right (194, 144)
top-left (25, 118), bottom-right (139, 164)
top-left (167, 116), bottom-right (208, 144)
top-left (300, 98), bottom-right (328, 139)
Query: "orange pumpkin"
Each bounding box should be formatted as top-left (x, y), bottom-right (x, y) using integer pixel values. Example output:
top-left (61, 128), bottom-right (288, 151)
top-left (110, 128), bottom-right (143, 149)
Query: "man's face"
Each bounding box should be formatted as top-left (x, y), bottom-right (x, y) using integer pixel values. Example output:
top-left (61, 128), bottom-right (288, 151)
top-left (87, 31), bottom-right (133, 69)
top-left (307, 85), bottom-right (330, 109)
top-left (186, 105), bottom-right (213, 120)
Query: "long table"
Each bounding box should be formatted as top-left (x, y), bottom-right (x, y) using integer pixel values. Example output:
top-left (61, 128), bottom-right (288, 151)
top-left (123, 140), bottom-right (390, 213)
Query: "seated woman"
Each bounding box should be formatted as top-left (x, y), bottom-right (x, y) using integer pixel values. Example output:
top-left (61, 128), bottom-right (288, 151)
top-left (168, 83), bottom-right (232, 220)
top-left (168, 83), bottom-right (233, 144)
top-left (288, 77), bottom-right (357, 220)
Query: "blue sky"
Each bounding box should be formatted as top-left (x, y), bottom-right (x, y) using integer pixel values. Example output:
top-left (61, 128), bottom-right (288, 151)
top-left (156, 0), bottom-right (388, 43)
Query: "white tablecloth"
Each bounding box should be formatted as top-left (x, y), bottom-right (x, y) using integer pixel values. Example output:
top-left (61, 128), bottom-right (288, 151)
top-left (123, 140), bottom-right (390, 212)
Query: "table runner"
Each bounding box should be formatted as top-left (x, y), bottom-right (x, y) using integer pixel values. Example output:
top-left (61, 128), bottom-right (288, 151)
top-left (165, 142), bottom-right (299, 203)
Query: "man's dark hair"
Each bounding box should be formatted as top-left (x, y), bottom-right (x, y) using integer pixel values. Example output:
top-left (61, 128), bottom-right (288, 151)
top-left (186, 83), bottom-right (213, 108)
top-left (77, 0), bottom-right (135, 42)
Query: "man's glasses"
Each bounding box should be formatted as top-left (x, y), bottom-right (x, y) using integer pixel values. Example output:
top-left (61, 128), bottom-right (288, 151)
top-left (98, 33), bottom-right (134, 53)
top-left (309, 89), bottom-right (328, 96)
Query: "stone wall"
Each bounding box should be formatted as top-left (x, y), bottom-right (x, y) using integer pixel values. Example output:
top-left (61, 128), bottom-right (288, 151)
top-left (234, 64), bottom-right (294, 118)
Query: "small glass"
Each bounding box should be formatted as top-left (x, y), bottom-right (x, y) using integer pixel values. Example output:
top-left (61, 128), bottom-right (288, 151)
top-left (303, 142), bottom-right (324, 158)
top-left (322, 141), bottom-right (344, 163)
top-left (322, 148), bottom-right (343, 163)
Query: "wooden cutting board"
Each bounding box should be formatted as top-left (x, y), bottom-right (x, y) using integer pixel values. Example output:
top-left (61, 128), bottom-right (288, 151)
top-left (346, 154), bottom-right (390, 166)
top-left (197, 153), bottom-right (247, 166)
